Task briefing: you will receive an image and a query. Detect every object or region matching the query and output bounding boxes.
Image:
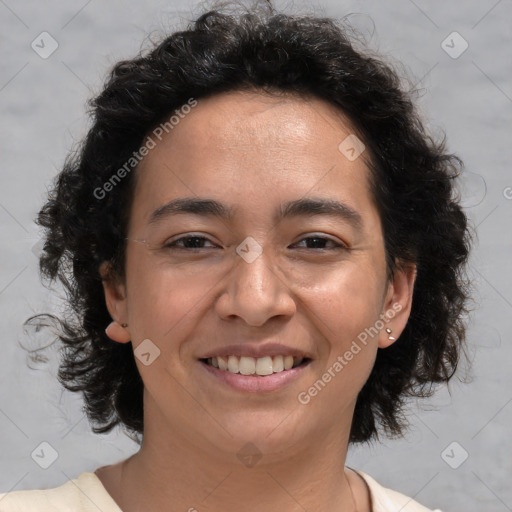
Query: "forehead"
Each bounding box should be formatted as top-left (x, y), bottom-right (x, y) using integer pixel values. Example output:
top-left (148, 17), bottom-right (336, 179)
top-left (132, 90), bottom-right (375, 227)
top-left (152, 90), bottom-right (360, 159)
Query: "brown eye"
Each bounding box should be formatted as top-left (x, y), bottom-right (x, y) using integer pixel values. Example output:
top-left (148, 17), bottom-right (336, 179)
top-left (292, 236), bottom-right (346, 250)
top-left (165, 236), bottom-right (217, 250)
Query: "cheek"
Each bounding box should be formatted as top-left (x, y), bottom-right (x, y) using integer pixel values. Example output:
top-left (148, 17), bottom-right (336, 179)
top-left (301, 261), bottom-right (384, 337)
top-left (298, 262), bottom-right (384, 386)
top-left (124, 251), bottom-right (210, 347)
top-left (124, 261), bottom-right (212, 392)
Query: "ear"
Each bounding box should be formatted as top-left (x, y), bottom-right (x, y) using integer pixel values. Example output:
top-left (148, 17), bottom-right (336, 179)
top-left (378, 262), bottom-right (416, 349)
top-left (100, 261), bottom-right (130, 343)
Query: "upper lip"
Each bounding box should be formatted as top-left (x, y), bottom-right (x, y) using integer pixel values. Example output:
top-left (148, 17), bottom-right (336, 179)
top-left (199, 343), bottom-right (313, 360)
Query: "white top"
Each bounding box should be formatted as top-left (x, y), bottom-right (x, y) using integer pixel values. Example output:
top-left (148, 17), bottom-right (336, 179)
top-left (0, 470), bottom-right (442, 511)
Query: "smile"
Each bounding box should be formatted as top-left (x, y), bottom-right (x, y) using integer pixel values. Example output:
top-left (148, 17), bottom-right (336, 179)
top-left (201, 355), bottom-right (309, 376)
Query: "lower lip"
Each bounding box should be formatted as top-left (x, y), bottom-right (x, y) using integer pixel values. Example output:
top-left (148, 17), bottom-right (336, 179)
top-left (199, 360), bottom-right (311, 393)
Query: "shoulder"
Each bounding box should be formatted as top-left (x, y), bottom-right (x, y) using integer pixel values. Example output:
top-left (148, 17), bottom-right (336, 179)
top-left (0, 472), bottom-right (122, 512)
top-left (356, 471), bottom-right (444, 512)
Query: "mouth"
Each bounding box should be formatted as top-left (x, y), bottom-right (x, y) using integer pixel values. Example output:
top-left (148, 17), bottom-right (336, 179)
top-left (199, 355), bottom-right (312, 377)
top-left (199, 354), bottom-right (312, 393)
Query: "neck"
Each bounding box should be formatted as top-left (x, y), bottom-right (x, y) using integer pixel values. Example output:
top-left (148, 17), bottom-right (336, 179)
top-left (110, 398), bottom-right (360, 512)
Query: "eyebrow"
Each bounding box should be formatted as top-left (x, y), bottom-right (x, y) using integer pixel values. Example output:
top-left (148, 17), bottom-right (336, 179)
top-left (148, 196), bottom-right (363, 229)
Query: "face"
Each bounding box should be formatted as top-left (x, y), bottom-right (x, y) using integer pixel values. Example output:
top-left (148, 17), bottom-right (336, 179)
top-left (103, 90), bottom-right (415, 459)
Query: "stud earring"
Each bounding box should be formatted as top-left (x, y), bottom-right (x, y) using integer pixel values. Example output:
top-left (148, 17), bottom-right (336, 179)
top-left (385, 328), bottom-right (396, 341)
top-left (121, 323), bottom-right (128, 328)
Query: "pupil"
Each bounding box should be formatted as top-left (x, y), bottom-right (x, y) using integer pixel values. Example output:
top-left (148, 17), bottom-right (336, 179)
top-left (186, 237), bottom-right (204, 248)
top-left (307, 237), bottom-right (326, 249)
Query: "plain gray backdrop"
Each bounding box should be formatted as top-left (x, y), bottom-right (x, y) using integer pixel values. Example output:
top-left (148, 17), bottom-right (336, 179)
top-left (1, 1), bottom-right (511, 511)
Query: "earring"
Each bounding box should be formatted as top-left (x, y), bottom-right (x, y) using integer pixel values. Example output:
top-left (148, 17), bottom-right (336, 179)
top-left (105, 321), bottom-right (131, 343)
top-left (385, 328), bottom-right (396, 341)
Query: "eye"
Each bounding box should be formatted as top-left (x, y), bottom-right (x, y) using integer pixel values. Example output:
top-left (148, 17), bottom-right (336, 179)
top-left (292, 236), bottom-right (346, 250)
top-left (164, 235), bottom-right (217, 250)
top-left (163, 234), bottom-right (347, 251)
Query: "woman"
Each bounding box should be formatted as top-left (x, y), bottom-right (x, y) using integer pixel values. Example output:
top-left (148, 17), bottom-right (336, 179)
top-left (0, 3), bottom-right (471, 511)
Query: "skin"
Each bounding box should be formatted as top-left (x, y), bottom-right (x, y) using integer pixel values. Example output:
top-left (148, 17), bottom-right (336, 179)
top-left (98, 89), bottom-right (416, 512)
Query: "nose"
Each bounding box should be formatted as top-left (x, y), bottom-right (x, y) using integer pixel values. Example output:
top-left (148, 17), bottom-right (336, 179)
top-left (215, 244), bottom-right (296, 327)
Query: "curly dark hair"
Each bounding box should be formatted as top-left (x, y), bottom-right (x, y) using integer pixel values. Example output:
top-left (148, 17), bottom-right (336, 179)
top-left (28, 2), bottom-right (472, 444)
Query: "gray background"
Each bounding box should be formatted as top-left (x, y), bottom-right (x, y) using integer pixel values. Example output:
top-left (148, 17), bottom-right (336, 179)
top-left (1, 1), bottom-right (511, 511)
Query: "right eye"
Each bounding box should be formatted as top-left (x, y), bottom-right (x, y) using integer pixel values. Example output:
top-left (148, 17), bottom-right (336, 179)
top-left (164, 235), bottom-right (218, 250)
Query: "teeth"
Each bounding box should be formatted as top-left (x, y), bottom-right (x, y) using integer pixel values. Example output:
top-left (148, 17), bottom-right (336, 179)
top-left (273, 355), bottom-right (284, 372)
top-left (228, 355), bottom-right (239, 373)
top-left (205, 354), bottom-right (306, 376)
top-left (255, 356), bottom-right (273, 376)
top-left (239, 356), bottom-right (255, 375)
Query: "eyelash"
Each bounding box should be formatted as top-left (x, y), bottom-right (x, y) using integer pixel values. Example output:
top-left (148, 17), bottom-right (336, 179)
top-left (164, 235), bottom-right (347, 251)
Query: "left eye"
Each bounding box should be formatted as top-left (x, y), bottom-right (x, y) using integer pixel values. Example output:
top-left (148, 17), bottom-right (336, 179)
top-left (165, 235), bottom-right (343, 250)
top-left (292, 236), bottom-right (344, 250)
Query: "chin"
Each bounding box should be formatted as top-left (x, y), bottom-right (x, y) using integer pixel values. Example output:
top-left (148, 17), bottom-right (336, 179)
top-left (210, 409), bottom-right (308, 453)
